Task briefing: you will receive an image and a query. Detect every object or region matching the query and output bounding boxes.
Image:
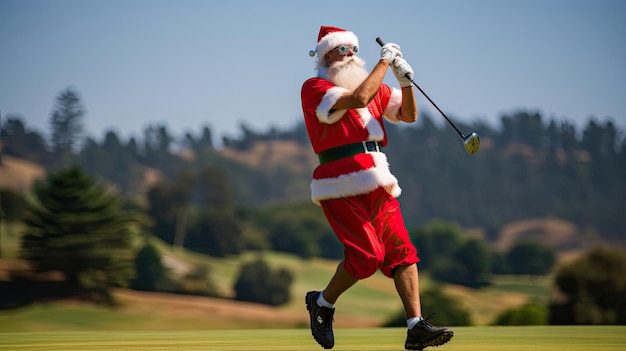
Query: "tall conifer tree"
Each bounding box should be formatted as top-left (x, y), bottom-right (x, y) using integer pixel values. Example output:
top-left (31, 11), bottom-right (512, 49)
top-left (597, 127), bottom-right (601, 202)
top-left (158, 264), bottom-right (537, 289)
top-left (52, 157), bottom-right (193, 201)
top-left (21, 166), bottom-right (134, 299)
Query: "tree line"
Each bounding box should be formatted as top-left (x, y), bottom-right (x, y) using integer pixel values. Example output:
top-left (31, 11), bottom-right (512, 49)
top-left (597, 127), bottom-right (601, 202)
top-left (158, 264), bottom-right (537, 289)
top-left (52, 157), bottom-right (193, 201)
top-left (2, 87), bottom-right (624, 241)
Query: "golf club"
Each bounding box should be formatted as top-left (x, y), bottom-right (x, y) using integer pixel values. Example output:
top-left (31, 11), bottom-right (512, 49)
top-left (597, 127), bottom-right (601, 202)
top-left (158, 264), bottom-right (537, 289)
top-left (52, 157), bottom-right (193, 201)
top-left (376, 37), bottom-right (480, 155)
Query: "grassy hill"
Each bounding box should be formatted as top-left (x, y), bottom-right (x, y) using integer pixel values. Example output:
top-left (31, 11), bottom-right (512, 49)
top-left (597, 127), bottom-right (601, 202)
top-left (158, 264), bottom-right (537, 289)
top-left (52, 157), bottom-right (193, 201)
top-left (0, 274), bottom-right (550, 332)
top-left (0, 235), bottom-right (552, 332)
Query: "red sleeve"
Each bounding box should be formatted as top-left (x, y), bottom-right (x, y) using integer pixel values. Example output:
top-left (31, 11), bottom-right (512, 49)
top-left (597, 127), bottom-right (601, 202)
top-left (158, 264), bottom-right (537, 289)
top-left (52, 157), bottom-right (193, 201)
top-left (301, 78), bottom-right (333, 118)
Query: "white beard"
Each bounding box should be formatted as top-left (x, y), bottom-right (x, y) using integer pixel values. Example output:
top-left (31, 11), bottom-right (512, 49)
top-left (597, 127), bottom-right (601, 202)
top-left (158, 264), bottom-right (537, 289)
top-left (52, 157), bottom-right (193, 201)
top-left (322, 56), bottom-right (369, 91)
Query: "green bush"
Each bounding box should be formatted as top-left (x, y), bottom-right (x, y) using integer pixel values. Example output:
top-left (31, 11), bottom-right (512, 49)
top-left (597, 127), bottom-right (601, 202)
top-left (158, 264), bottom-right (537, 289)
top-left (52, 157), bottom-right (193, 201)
top-left (491, 303), bottom-right (548, 325)
top-left (131, 242), bottom-right (166, 292)
top-left (233, 258), bottom-right (293, 306)
top-left (506, 240), bottom-right (556, 275)
top-left (550, 246), bottom-right (626, 325)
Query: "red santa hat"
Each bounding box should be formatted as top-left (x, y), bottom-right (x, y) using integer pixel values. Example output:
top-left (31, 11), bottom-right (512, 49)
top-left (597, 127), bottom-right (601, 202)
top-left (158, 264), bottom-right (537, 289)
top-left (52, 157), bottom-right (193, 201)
top-left (309, 26), bottom-right (359, 58)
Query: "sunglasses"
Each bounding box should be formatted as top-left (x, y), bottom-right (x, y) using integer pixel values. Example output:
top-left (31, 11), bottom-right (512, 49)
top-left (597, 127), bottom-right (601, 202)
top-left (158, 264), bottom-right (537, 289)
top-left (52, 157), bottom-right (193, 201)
top-left (334, 45), bottom-right (359, 55)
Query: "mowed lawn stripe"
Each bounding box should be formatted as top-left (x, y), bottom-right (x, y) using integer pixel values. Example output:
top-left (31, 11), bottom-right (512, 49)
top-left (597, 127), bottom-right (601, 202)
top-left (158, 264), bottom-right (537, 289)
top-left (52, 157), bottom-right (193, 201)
top-left (1, 326), bottom-right (625, 351)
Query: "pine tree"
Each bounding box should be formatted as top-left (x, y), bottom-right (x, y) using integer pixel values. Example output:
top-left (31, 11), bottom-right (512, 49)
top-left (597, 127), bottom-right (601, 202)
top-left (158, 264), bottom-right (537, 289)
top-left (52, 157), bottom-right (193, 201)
top-left (49, 88), bottom-right (84, 165)
top-left (21, 166), bottom-right (134, 301)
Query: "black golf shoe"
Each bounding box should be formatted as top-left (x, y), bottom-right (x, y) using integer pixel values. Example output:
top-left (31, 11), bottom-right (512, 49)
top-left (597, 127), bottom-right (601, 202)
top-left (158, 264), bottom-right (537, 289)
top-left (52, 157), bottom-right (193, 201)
top-left (305, 291), bottom-right (335, 349)
top-left (404, 317), bottom-right (453, 350)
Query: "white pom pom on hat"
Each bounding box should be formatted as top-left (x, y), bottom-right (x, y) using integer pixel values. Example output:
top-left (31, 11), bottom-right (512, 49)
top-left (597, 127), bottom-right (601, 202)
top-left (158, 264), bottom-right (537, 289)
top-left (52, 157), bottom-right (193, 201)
top-left (309, 26), bottom-right (359, 58)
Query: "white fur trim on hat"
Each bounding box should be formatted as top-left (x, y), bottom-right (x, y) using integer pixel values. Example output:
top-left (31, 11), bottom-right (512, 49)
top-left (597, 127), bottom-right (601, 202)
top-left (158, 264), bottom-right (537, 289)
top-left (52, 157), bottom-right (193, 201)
top-left (312, 30), bottom-right (359, 59)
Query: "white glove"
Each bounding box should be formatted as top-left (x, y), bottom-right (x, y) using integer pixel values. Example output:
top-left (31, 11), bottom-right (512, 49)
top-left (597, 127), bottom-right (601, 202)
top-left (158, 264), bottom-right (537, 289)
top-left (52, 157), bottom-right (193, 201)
top-left (392, 57), bottom-right (414, 87)
top-left (380, 43), bottom-right (402, 64)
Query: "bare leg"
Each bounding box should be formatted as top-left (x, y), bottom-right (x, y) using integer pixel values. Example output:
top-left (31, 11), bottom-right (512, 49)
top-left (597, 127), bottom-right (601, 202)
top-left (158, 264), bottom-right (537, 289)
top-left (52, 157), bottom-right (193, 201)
top-left (322, 261), bottom-right (359, 304)
top-left (393, 263), bottom-right (422, 318)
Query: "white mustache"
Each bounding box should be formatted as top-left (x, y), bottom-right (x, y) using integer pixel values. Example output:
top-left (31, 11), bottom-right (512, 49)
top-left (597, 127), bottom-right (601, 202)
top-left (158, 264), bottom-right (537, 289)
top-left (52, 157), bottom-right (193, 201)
top-left (327, 56), bottom-right (369, 91)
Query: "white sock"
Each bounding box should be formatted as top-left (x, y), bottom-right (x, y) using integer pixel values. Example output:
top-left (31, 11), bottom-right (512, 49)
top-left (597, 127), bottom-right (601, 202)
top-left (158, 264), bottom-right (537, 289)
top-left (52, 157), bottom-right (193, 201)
top-left (317, 291), bottom-right (335, 309)
top-left (407, 316), bottom-right (424, 329)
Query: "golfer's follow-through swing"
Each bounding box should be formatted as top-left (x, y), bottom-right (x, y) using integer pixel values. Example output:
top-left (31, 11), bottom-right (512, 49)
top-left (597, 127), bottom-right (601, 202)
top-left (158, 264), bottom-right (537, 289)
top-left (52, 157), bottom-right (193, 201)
top-left (301, 25), bottom-right (457, 350)
top-left (376, 37), bottom-right (480, 155)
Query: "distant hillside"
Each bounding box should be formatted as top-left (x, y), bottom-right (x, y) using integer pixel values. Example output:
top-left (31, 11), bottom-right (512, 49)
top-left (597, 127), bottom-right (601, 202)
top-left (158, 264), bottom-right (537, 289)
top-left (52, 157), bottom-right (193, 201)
top-left (0, 155), bottom-right (45, 191)
top-left (218, 140), bottom-right (317, 173)
top-left (494, 218), bottom-right (605, 256)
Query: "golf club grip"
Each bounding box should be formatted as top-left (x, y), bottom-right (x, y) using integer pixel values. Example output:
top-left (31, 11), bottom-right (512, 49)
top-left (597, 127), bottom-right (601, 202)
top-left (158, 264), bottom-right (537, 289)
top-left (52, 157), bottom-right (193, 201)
top-left (376, 37), bottom-right (385, 46)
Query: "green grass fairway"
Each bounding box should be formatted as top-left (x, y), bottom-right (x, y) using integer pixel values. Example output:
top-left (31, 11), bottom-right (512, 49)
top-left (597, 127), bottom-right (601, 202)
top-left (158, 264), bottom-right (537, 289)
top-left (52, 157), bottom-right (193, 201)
top-left (1, 326), bottom-right (624, 351)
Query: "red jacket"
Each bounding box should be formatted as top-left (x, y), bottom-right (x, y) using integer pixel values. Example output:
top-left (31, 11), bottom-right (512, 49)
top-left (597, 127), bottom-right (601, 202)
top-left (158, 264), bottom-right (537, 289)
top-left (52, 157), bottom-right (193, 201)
top-left (301, 77), bottom-right (404, 204)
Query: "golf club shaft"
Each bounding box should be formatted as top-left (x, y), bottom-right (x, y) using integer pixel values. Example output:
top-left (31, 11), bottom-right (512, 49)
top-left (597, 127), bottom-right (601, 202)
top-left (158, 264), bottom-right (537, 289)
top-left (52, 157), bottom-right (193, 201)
top-left (376, 37), bottom-right (465, 138)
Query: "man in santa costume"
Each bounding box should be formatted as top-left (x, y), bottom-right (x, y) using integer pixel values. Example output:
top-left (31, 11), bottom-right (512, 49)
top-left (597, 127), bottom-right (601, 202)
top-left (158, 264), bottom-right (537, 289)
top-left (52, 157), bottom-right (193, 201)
top-left (302, 26), bottom-right (454, 350)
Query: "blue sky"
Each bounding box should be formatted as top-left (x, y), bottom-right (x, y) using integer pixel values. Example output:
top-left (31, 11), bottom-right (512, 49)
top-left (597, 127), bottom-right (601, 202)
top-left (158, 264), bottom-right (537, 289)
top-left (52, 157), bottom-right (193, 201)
top-left (1, 0), bottom-right (624, 144)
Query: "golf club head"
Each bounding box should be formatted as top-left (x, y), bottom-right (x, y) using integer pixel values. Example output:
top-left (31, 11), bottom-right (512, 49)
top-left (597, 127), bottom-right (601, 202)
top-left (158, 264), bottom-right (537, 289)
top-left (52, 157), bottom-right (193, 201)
top-left (463, 133), bottom-right (480, 155)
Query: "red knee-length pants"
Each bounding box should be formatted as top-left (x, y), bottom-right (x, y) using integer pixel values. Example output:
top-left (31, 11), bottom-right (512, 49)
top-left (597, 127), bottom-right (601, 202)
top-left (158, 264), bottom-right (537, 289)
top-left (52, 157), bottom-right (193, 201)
top-left (320, 187), bottom-right (419, 279)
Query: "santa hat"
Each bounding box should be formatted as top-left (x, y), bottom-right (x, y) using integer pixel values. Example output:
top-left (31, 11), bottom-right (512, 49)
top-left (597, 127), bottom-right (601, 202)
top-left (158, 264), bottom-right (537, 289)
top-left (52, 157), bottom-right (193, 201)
top-left (309, 26), bottom-right (359, 58)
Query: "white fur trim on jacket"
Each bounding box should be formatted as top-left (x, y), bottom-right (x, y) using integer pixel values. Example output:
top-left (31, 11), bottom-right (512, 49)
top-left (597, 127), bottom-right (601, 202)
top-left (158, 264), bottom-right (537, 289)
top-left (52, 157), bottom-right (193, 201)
top-left (356, 108), bottom-right (384, 140)
top-left (316, 86), bottom-right (349, 124)
top-left (310, 152), bottom-right (402, 204)
top-left (315, 88), bottom-right (386, 140)
top-left (383, 88), bottom-right (402, 124)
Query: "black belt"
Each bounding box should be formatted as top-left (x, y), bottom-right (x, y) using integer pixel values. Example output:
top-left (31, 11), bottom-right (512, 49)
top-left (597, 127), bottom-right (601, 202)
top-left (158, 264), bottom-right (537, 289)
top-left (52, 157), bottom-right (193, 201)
top-left (317, 141), bottom-right (383, 164)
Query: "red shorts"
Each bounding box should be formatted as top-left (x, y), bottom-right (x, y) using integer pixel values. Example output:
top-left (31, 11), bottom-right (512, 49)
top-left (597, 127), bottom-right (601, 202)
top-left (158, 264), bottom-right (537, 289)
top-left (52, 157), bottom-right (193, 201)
top-left (320, 187), bottom-right (419, 279)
